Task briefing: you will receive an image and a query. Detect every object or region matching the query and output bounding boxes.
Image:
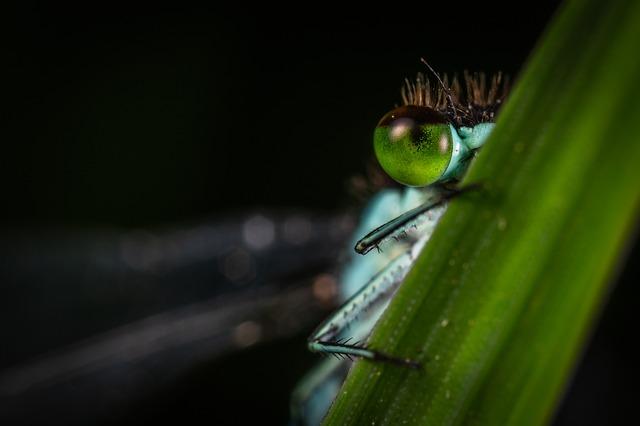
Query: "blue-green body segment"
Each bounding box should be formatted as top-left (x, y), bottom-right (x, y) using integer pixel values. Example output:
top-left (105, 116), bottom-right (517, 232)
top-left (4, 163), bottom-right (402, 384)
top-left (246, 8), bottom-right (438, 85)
top-left (442, 123), bottom-right (494, 181)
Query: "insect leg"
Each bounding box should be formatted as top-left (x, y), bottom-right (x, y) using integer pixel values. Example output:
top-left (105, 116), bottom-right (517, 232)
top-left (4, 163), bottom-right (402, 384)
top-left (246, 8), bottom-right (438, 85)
top-left (355, 184), bottom-right (479, 255)
top-left (308, 239), bottom-right (427, 369)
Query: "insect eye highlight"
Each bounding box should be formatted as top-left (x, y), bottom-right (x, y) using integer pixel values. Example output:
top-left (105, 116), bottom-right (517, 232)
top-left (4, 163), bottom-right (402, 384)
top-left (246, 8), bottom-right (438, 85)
top-left (373, 106), bottom-right (453, 187)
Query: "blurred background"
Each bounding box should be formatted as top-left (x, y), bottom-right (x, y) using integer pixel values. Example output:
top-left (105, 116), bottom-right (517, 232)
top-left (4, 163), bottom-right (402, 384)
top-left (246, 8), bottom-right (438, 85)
top-left (2, 3), bottom-right (638, 425)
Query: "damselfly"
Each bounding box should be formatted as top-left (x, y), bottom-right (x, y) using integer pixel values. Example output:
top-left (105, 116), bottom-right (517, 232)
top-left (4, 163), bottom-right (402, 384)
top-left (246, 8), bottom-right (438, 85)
top-left (291, 61), bottom-right (510, 425)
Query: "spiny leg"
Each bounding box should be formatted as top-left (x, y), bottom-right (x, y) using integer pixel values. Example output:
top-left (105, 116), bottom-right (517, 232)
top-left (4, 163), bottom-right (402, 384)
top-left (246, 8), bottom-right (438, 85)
top-left (307, 184), bottom-right (480, 368)
top-left (308, 239), bottom-right (427, 369)
top-left (355, 183), bottom-right (480, 255)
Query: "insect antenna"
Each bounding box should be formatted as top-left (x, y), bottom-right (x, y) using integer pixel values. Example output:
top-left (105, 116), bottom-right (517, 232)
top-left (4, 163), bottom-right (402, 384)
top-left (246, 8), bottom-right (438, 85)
top-left (420, 58), bottom-right (459, 125)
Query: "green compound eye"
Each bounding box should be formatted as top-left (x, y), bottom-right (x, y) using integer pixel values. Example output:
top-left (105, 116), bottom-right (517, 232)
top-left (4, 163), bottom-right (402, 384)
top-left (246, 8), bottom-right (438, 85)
top-left (374, 105), bottom-right (453, 187)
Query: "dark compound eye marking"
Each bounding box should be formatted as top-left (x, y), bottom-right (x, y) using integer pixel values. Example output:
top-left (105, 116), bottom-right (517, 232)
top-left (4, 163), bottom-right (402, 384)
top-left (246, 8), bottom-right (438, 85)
top-left (377, 105), bottom-right (448, 127)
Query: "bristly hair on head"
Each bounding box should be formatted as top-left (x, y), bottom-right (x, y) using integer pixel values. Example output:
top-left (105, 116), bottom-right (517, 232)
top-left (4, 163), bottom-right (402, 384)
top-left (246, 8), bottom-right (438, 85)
top-left (401, 67), bottom-right (510, 127)
top-left (350, 62), bottom-right (510, 200)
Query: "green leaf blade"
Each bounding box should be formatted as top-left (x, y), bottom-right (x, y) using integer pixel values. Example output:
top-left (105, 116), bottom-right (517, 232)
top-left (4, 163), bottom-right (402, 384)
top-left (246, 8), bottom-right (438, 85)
top-left (323, 0), bottom-right (640, 424)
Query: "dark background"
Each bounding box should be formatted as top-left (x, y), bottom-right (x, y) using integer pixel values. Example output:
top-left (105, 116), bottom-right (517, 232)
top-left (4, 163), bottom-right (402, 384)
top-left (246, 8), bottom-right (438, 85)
top-left (2, 2), bottom-right (638, 425)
